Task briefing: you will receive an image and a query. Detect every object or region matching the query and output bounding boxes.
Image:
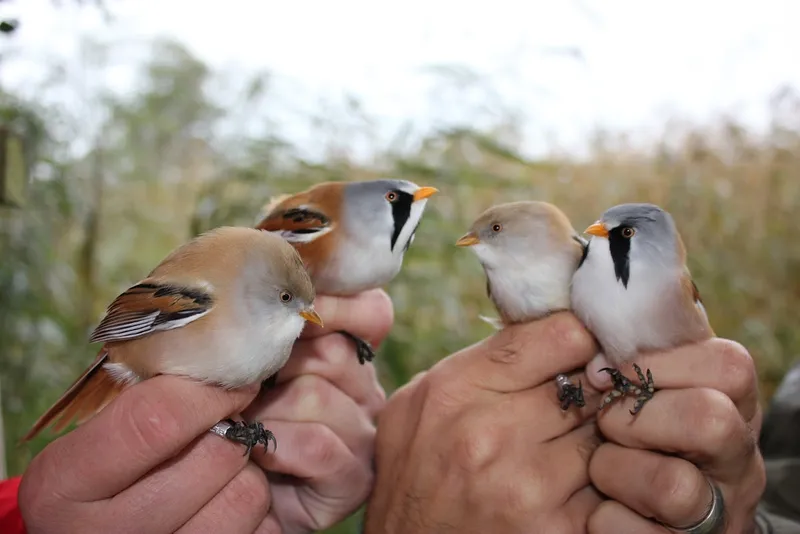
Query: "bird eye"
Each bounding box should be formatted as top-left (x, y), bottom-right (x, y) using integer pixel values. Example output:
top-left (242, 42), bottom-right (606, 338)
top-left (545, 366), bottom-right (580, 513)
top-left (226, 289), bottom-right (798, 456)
top-left (279, 291), bottom-right (294, 303)
top-left (385, 191), bottom-right (398, 202)
top-left (491, 223), bottom-right (503, 233)
top-left (621, 227), bottom-right (635, 238)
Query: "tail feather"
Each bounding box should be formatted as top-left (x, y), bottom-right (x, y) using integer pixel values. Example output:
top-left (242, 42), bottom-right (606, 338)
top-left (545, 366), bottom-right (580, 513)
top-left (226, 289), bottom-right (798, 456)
top-left (21, 348), bottom-right (125, 442)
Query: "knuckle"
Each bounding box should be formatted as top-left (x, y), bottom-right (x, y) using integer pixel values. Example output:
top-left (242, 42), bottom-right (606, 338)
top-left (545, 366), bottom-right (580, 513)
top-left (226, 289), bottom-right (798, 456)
top-left (452, 413), bottom-right (503, 473)
top-left (690, 388), bottom-right (741, 454)
top-left (298, 423), bottom-right (342, 467)
top-left (503, 473), bottom-right (545, 514)
top-left (714, 339), bottom-right (756, 401)
top-left (317, 334), bottom-right (354, 367)
top-left (487, 325), bottom-right (526, 364)
top-left (289, 375), bottom-right (333, 416)
top-left (121, 389), bottom-right (183, 459)
top-left (646, 457), bottom-right (707, 517)
top-left (545, 312), bottom-right (592, 355)
top-left (364, 289), bottom-right (395, 337)
top-left (224, 465), bottom-right (270, 512)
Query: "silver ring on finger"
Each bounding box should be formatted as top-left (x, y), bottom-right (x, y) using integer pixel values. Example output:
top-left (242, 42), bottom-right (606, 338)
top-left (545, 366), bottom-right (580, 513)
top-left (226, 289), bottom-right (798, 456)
top-left (662, 477), bottom-right (726, 534)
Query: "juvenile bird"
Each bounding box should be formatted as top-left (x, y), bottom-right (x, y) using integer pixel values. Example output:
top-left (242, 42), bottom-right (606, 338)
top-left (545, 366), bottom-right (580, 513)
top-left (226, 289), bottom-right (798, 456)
top-left (570, 203), bottom-right (714, 415)
top-left (255, 179), bottom-right (438, 365)
top-left (456, 200), bottom-right (588, 408)
top-left (22, 226), bottom-right (323, 453)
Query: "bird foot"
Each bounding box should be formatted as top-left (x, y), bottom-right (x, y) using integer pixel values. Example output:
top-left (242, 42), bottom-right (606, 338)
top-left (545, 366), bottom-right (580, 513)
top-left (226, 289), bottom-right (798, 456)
top-left (597, 364), bottom-right (655, 415)
top-left (336, 330), bottom-right (375, 365)
top-left (555, 374), bottom-right (585, 410)
top-left (222, 419), bottom-right (276, 455)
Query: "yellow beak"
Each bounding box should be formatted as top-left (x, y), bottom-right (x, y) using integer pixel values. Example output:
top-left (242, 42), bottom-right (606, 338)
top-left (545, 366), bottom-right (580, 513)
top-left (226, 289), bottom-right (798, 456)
top-left (455, 231), bottom-right (480, 247)
top-left (583, 221), bottom-right (609, 238)
top-left (413, 186), bottom-right (439, 202)
top-left (299, 308), bottom-right (324, 327)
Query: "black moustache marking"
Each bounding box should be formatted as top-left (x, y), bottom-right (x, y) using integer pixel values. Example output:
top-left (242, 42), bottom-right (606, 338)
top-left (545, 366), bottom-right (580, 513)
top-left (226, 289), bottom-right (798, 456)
top-left (575, 235), bottom-right (590, 269)
top-left (389, 190), bottom-right (414, 251)
top-left (608, 226), bottom-right (632, 288)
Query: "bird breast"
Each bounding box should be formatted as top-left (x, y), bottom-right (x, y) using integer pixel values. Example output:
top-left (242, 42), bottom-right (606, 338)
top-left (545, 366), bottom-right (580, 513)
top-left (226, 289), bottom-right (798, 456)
top-left (485, 252), bottom-right (573, 323)
top-left (571, 238), bottom-right (693, 364)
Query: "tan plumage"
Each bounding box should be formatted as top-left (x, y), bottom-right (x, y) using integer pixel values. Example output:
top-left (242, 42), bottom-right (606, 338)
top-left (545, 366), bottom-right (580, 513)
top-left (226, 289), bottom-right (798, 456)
top-left (23, 226), bottom-right (322, 442)
top-left (456, 201), bottom-right (587, 327)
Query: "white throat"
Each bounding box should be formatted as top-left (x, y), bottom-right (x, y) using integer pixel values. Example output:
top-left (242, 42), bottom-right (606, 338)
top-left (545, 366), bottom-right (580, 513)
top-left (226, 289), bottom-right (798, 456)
top-left (570, 236), bottom-right (694, 364)
top-left (474, 243), bottom-right (573, 323)
top-left (318, 198), bottom-right (429, 295)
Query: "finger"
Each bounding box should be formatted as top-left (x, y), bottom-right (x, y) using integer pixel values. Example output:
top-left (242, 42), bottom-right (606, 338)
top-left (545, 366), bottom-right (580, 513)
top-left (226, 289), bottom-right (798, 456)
top-left (505, 371), bottom-right (602, 440)
top-left (110, 432), bottom-right (251, 532)
top-left (596, 388), bottom-right (755, 479)
top-left (586, 338), bottom-right (758, 421)
top-left (276, 334), bottom-right (386, 418)
top-left (49, 374), bottom-right (259, 501)
top-left (589, 443), bottom-right (711, 528)
top-left (561, 486), bottom-right (604, 532)
top-left (243, 375), bottom-right (376, 460)
top-left (299, 289), bottom-right (394, 347)
top-left (250, 421), bottom-right (373, 520)
top-left (439, 312), bottom-right (597, 394)
top-left (539, 423), bottom-right (603, 501)
top-left (588, 500), bottom-right (667, 534)
top-left (254, 515), bottom-right (282, 534)
top-left (175, 462), bottom-right (271, 534)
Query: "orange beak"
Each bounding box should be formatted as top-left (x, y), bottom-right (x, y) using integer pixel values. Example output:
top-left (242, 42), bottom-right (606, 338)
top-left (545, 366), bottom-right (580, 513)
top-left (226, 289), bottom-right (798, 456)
top-left (455, 231), bottom-right (480, 247)
top-left (583, 221), bottom-right (609, 238)
top-left (299, 308), bottom-right (324, 327)
top-left (413, 186), bottom-right (439, 202)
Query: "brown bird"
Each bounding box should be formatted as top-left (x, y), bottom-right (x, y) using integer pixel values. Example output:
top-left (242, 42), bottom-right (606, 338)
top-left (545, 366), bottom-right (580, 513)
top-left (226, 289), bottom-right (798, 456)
top-left (456, 200), bottom-right (588, 408)
top-left (22, 226), bottom-right (323, 453)
top-left (255, 179), bottom-right (438, 365)
top-left (570, 203), bottom-right (714, 415)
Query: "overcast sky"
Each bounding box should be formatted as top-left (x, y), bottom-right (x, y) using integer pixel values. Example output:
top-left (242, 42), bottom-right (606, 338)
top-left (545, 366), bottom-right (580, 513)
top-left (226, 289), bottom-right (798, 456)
top-left (1, 0), bottom-right (799, 158)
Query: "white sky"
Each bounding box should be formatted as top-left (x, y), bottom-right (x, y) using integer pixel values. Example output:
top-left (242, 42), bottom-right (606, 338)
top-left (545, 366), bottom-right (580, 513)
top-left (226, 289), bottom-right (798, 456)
top-left (1, 0), bottom-right (799, 159)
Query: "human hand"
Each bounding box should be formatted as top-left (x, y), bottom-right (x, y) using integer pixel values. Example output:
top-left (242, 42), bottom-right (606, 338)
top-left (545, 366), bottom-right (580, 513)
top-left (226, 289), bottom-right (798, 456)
top-left (244, 289), bottom-right (392, 533)
top-left (585, 339), bottom-right (766, 533)
top-left (363, 312), bottom-right (605, 534)
top-left (19, 376), bottom-right (269, 534)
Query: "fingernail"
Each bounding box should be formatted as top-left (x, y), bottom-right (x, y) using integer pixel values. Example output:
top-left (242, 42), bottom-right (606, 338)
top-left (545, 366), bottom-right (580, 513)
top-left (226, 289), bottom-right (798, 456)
top-left (586, 353), bottom-right (612, 390)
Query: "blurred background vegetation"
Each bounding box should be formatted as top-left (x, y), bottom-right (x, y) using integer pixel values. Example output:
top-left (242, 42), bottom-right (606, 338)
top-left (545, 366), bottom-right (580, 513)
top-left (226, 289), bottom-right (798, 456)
top-left (1, 3), bottom-right (799, 533)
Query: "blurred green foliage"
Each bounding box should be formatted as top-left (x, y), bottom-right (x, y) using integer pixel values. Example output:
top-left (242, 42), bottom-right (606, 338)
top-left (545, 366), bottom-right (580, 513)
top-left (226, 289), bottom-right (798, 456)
top-left (1, 37), bottom-right (799, 533)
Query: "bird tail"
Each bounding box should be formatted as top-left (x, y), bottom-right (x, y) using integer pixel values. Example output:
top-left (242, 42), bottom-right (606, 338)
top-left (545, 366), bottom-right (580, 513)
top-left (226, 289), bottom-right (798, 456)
top-left (21, 348), bottom-right (125, 442)
top-left (478, 314), bottom-right (506, 330)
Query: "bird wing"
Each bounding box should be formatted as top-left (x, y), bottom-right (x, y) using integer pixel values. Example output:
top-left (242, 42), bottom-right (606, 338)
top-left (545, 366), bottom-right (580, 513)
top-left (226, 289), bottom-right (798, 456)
top-left (89, 281), bottom-right (214, 344)
top-left (680, 272), bottom-right (711, 322)
top-left (255, 195), bottom-right (334, 244)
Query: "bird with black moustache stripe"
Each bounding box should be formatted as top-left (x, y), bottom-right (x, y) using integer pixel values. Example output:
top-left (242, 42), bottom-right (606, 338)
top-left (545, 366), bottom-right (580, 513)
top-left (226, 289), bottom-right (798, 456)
top-left (571, 203), bottom-right (714, 415)
top-left (255, 179), bottom-right (438, 366)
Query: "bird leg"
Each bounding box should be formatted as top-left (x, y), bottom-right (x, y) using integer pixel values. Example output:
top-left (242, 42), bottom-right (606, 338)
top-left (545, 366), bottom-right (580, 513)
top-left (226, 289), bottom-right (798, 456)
top-left (260, 371), bottom-right (279, 391)
top-left (222, 418), bottom-right (277, 455)
top-left (336, 330), bottom-right (376, 365)
top-left (555, 374), bottom-right (585, 410)
top-left (597, 364), bottom-right (655, 415)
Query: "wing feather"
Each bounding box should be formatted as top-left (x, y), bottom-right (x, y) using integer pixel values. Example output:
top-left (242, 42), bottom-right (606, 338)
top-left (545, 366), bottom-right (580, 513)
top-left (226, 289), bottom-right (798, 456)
top-left (89, 281), bottom-right (214, 344)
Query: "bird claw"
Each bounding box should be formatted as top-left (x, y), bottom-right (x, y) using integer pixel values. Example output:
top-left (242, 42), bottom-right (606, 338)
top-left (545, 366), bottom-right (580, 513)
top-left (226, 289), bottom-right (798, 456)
top-left (556, 374), bottom-right (585, 410)
top-left (336, 330), bottom-right (376, 365)
top-left (597, 364), bottom-right (656, 415)
top-left (223, 419), bottom-right (277, 455)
